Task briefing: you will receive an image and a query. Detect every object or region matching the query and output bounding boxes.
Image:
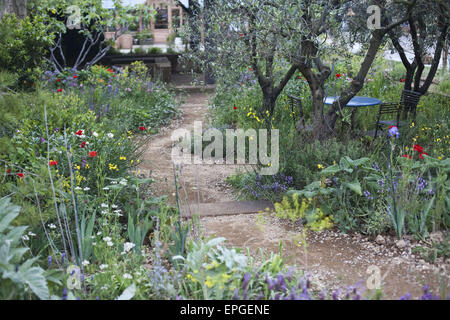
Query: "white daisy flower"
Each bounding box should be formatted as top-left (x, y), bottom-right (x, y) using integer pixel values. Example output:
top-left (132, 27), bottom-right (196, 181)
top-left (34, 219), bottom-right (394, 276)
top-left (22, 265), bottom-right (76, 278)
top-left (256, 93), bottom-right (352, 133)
top-left (92, 132), bottom-right (98, 137)
top-left (107, 133), bottom-right (114, 139)
top-left (82, 260), bottom-right (90, 266)
top-left (111, 204), bottom-right (118, 209)
top-left (123, 242), bottom-right (135, 253)
top-left (83, 187), bottom-right (90, 191)
top-left (106, 241), bottom-right (113, 247)
top-left (101, 203), bottom-right (108, 208)
top-left (103, 236), bottom-right (112, 242)
top-left (48, 223), bottom-right (57, 229)
top-left (99, 264), bottom-right (108, 270)
top-left (123, 273), bottom-right (132, 279)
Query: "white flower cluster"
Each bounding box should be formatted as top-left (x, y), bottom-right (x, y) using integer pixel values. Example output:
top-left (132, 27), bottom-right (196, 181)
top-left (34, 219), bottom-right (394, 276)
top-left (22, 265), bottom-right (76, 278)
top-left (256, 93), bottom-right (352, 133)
top-left (122, 242), bottom-right (136, 254)
top-left (103, 236), bottom-right (113, 247)
top-left (21, 231), bottom-right (37, 241)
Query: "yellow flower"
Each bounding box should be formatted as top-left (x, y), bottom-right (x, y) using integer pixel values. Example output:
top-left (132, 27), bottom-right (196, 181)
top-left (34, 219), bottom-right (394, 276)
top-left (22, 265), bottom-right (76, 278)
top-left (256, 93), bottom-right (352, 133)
top-left (130, 159), bottom-right (134, 165)
top-left (51, 9), bottom-right (56, 14)
top-left (193, 270), bottom-right (198, 274)
top-left (117, 142), bottom-right (121, 146)
top-left (438, 156), bottom-right (443, 160)
top-left (436, 138), bottom-right (441, 142)
top-left (221, 273), bottom-right (231, 281)
top-left (267, 162), bottom-right (271, 167)
top-left (108, 163), bottom-right (118, 171)
top-left (317, 164), bottom-right (324, 170)
top-left (205, 276), bottom-right (214, 288)
top-left (410, 122), bottom-right (415, 128)
top-left (120, 156), bottom-right (127, 160)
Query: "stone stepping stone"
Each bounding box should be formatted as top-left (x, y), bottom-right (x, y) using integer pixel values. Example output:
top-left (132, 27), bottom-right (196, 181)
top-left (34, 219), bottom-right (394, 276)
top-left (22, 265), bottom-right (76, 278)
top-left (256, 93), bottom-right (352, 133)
top-left (180, 200), bottom-right (274, 218)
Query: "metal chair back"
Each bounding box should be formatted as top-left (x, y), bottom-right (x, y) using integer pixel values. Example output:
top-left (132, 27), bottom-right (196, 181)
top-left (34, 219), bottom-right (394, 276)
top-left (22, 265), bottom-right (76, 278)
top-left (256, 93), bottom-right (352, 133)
top-left (401, 89), bottom-right (421, 120)
top-left (287, 94), bottom-right (305, 129)
top-left (374, 102), bottom-right (401, 138)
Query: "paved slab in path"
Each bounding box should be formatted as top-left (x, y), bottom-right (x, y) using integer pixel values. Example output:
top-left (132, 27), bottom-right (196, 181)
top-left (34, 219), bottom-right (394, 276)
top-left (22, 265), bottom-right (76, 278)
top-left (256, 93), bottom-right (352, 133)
top-left (180, 200), bottom-right (274, 218)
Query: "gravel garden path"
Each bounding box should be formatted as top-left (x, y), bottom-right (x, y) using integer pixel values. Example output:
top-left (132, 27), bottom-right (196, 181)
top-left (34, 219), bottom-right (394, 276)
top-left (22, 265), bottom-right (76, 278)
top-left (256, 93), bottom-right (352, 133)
top-left (139, 86), bottom-right (449, 299)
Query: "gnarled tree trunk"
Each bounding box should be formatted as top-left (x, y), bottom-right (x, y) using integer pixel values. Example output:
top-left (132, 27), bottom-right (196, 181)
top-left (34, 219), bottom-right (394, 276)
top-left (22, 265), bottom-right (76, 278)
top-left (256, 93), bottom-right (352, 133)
top-left (0, 0), bottom-right (27, 19)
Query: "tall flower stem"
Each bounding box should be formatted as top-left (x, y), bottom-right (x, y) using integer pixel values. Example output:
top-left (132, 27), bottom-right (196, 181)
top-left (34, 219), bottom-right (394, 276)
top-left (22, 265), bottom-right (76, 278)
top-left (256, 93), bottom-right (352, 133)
top-left (388, 139), bottom-right (401, 238)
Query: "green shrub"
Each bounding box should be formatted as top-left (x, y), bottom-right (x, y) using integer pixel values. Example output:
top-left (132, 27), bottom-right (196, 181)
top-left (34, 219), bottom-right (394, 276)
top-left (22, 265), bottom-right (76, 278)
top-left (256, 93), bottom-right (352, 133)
top-left (147, 47), bottom-right (163, 54)
top-left (0, 14), bottom-right (53, 86)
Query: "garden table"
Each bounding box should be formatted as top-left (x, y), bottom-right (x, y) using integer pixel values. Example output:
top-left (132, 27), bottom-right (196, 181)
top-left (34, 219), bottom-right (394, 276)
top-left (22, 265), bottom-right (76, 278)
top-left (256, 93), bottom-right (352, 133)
top-left (324, 96), bottom-right (382, 130)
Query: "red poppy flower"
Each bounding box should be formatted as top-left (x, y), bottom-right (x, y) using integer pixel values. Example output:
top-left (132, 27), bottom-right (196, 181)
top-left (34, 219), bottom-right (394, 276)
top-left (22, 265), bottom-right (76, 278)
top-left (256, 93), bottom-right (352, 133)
top-left (400, 78), bottom-right (406, 83)
top-left (402, 154), bottom-right (412, 159)
top-left (336, 73), bottom-right (341, 78)
top-left (49, 160), bottom-right (58, 166)
top-left (17, 173), bottom-right (24, 178)
top-left (81, 141), bottom-right (86, 148)
top-left (57, 88), bottom-right (63, 93)
top-left (413, 144), bottom-right (424, 153)
top-left (233, 106), bottom-right (237, 110)
top-left (239, 33), bottom-right (244, 37)
top-left (139, 126), bottom-right (146, 131)
top-left (419, 152), bottom-right (429, 159)
top-left (89, 151), bottom-right (97, 158)
top-left (73, 75), bottom-right (78, 79)
top-left (57, 78), bottom-right (61, 82)
top-left (298, 76), bottom-right (302, 80)
top-left (6, 168), bottom-right (11, 173)
top-left (75, 130), bottom-right (83, 136)
top-left (249, 67), bottom-right (253, 71)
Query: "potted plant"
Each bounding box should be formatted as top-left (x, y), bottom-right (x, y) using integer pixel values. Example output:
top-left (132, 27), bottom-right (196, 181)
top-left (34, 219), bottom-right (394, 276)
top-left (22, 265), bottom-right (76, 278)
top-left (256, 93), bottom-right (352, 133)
top-left (137, 31), bottom-right (153, 45)
top-left (119, 31), bottom-right (133, 49)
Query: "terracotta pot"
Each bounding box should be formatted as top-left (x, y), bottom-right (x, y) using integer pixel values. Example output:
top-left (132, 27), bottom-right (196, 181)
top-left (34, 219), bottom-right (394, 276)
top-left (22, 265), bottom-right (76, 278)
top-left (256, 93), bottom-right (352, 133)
top-left (120, 34), bottom-right (133, 49)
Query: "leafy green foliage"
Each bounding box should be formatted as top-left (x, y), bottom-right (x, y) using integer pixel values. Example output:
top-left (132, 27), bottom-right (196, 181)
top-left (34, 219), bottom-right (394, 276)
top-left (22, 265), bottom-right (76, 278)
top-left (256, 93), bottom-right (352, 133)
top-left (0, 14), bottom-right (53, 86)
top-left (0, 198), bottom-right (56, 299)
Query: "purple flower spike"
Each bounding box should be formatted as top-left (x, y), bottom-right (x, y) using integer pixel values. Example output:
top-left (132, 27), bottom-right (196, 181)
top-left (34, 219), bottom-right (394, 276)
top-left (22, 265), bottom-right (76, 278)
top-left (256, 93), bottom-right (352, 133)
top-left (233, 288), bottom-right (240, 300)
top-left (400, 293), bottom-right (411, 300)
top-left (242, 273), bottom-right (251, 290)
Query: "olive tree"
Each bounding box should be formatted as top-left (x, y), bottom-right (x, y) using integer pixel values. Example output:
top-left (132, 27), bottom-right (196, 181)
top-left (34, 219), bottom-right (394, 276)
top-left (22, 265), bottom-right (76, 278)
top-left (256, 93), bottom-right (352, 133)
top-left (186, 0), bottom-right (419, 138)
top-left (387, 0), bottom-right (449, 94)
